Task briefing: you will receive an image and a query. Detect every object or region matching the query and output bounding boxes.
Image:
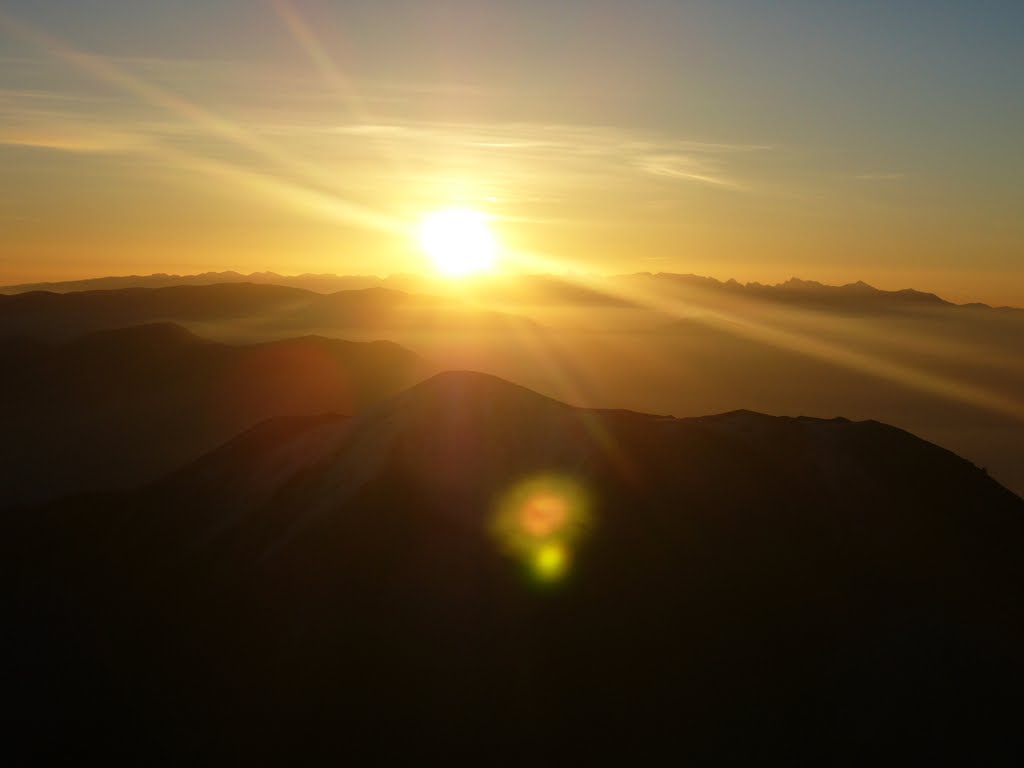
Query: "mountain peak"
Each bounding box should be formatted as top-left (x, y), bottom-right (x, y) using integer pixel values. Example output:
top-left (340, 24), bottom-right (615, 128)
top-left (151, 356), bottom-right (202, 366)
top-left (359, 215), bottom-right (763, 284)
top-left (778, 277), bottom-right (825, 289)
top-left (414, 369), bottom-right (548, 393)
top-left (394, 370), bottom-right (568, 415)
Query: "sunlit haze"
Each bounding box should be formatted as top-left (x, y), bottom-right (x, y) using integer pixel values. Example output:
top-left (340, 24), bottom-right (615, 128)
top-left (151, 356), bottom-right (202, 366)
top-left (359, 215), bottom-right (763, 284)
top-left (1, 1), bottom-right (1022, 304)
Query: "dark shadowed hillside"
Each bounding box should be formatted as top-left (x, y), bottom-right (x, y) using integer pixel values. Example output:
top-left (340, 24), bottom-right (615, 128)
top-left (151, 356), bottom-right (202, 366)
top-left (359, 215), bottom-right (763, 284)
top-left (0, 282), bottom-right (535, 342)
top-left (6, 372), bottom-right (1022, 764)
top-left (3, 278), bottom-right (1022, 499)
top-left (0, 324), bottom-right (429, 508)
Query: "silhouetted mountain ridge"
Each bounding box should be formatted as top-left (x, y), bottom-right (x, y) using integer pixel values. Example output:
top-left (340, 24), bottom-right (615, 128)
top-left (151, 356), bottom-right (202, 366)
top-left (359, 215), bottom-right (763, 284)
top-left (0, 282), bottom-right (537, 341)
top-left (64, 321), bottom-right (214, 354)
top-left (6, 370), bottom-right (1021, 763)
top-left (3, 270), bottom-right (1017, 311)
top-left (0, 324), bottom-right (430, 508)
top-left (3, 279), bottom-right (1022, 498)
top-left (628, 272), bottom-right (964, 313)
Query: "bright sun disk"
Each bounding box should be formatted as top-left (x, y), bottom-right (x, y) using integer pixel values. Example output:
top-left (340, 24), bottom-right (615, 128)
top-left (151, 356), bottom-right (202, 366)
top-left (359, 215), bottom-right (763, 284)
top-left (418, 208), bottom-right (498, 277)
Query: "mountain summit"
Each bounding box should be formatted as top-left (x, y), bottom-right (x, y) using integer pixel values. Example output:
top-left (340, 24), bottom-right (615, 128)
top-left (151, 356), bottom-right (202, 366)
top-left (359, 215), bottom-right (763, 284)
top-left (6, 371), bottom-right (1023, 763)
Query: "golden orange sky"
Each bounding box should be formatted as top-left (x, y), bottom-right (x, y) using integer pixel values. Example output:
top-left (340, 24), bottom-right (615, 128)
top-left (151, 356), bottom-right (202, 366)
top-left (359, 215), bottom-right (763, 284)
top-left (1, 2), bottom-right (1022, 306)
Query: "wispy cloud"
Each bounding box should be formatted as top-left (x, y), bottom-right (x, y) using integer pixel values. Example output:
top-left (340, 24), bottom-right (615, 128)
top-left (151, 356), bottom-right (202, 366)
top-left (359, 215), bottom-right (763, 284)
top-left (0, 4), bottom-right (771, 234)
top-left (0, 90), bottom-right (157, 153)
top-left (634, 153), bottom-right (746, 190)
top-left (327, 120), bottom-right (765, 192)
top-left (854, 172), bottom-right (907, 181)
top-left (0, 132), bottom-right (128, 152)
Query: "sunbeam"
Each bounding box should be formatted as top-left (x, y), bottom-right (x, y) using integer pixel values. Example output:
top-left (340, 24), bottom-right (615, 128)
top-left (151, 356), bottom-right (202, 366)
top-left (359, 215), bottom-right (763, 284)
top-left (0, 9), bottom-right (404, 237)
top-left (270, 0), bottom-right (403, 178)
top-left (495, 244), bottom-right (1024, 424)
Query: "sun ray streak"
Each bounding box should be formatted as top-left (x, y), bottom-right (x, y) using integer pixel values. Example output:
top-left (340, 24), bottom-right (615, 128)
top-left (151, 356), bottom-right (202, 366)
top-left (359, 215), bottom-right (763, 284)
top-left (503, 246), bottom-right (1024, 424)
top-left (270, 0), bottom-right (368, 121)
top-left (270, 0), bottom-right (405, 176)
top-left (157, 146), bottom-right (401, 232)
top-left (498, 318), bottom-right (641, 483)
top-left (0, 9), bottom-right (404, 236)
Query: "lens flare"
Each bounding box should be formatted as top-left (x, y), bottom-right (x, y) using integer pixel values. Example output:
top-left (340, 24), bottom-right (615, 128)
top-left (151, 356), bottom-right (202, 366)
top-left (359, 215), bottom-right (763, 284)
top-left (491, 474), bottom-right (591, 584)
top-left (520, 493), bottom-right (569, 538)
top-left (533, 543), bottom-right (570, 582)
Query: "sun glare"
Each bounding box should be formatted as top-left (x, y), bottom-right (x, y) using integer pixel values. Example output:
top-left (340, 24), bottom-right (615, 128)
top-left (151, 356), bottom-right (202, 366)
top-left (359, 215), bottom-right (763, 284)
top-left (418, 208), bottom-right (498, 277)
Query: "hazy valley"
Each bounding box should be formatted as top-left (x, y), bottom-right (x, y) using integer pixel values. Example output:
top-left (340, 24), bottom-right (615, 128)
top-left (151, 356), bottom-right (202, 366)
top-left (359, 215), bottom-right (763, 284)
top-left (4, 273), bottom-right (1022, 500)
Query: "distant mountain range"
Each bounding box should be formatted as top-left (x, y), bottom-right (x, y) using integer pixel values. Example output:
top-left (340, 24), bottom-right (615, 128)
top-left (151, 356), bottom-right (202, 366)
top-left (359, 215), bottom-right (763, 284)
top-left (0, 270), bottom-right (389, 295)
top-left (2, 269), bottom-right (1019, 312)
top-left (0, 274), bottom-right (1018, 350)
top-left (5, 371), bottom-right (1022, 763)
top-left (0, 323), bottom-right (429, 508)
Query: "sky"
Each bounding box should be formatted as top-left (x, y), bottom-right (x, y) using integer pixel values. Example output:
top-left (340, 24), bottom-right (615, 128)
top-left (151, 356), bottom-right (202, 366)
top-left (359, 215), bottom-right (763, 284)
top-left (1, 0), bottom-right (1022, 304)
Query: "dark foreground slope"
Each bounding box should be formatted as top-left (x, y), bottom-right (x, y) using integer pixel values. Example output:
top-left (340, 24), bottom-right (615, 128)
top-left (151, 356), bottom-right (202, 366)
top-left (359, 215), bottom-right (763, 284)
top-left (0, 324), bottom-right (426, 507)
top-left (5, 372), bottom-right (1023, 765)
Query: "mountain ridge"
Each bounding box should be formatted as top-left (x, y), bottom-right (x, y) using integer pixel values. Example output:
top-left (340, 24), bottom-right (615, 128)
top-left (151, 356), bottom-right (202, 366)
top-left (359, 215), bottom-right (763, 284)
top-left (0, 324), bottom-right (429, 508)
top-left (6, 369), bottom-right (1023, 763)
top-left (2, 270), bottom-right (1018, 311)
top-left (3, 280), bottom-right (1022, 498)
top-left (0, 282), bottom-right (538, 342)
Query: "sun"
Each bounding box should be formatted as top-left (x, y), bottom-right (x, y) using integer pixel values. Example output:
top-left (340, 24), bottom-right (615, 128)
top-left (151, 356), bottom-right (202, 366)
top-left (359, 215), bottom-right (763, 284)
top-left (418, 207), bottom-right (498, 277)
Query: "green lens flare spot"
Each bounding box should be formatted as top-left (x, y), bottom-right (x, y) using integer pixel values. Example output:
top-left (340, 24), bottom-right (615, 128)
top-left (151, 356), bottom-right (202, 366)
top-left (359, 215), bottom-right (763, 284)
top-left (491, 474), bottom-right (591, 584)
top-left (532, 543), bottom-right (569, 582)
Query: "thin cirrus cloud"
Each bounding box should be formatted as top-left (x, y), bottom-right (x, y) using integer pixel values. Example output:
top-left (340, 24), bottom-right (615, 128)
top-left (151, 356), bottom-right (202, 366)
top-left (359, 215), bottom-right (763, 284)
top-left (0, 90), bottom-right (164, 154)
top-left (0, 74), bottom-right (768, 236)
top-left (0, 132), bottom-right (127, 152)
top-left (854, 172), bottom-right (907, 181)
top-left (327, 121), bottom-right (766, 195)
top-left (0, 110), bottom-right (151, 153)
top-left (0, 4), bottom-right (771, 226)
top-left (0, 5), bottom-right (769, 238)
top-left (0, 100), bottom-right (768, 239)
top-left (634, 153), bottom-right (746, 190)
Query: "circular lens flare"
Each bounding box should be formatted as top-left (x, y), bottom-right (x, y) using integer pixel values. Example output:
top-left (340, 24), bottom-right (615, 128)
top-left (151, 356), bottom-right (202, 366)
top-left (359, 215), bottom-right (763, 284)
top-left (533, 543), bottom-right (570, 582)
top-left (491, 474), bottom-right (591, 584)
top-left (520, 493), bottom-right (569, 538)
